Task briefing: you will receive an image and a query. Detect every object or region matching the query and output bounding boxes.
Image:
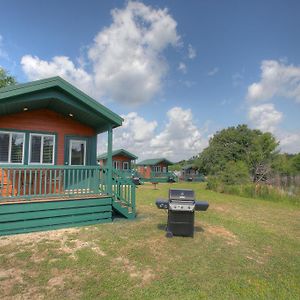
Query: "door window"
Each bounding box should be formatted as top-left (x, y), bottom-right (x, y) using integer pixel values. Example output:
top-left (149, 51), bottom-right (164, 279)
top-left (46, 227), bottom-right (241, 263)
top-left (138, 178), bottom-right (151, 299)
top-left (69, 140), bottom-right (86, 166)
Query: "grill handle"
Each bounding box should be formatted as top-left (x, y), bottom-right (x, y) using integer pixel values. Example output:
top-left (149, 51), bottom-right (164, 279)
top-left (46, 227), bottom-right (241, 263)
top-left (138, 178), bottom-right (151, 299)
top-left (194, 201), bottom-right (209, 211)
top-left (155, 199), bottom-right (169, 209)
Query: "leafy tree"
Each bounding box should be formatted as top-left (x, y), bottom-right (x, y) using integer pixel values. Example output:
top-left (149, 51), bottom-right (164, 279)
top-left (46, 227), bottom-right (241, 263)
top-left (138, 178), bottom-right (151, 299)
top-left (220, 161), bottom-right (251, 185)
top-left (0, 68), bottom-right (17, 88)
top-left (291, 153), bottom-right (300, 173)
top-left (196, 124), bottom-right (279, 182)
top-left (272, 154), bottom-right (294, 176)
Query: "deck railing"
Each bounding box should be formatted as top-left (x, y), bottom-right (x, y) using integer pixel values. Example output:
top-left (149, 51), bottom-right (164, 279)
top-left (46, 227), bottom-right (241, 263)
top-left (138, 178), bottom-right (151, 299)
top-left (0, 165), bottom-right (136, 215)
top-left (0, 165), bottom-right (103, 201)
top-left (150, 171), bottom-right (178, 181)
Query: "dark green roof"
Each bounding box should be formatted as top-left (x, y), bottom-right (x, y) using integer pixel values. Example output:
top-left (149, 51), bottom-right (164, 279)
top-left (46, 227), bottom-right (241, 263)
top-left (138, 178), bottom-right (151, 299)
top-left (97, 149), bottom-right (138, 160)
top-left (137, 158), bottom-right (173, 166)
top-left (0, 76), bottom-right (123, 133)
top-left (182, 164), bottom-right (198, 170)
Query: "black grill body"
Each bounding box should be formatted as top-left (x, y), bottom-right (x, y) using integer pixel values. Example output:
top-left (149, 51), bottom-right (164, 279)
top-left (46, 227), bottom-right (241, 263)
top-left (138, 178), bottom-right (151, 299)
top-left (168, 210), bottom-right (194, 237)
top-left (156, 188), bottom-right (209, 237)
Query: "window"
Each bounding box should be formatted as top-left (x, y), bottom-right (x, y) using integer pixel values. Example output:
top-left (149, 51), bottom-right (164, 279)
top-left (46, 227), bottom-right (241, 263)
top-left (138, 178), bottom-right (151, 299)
top-left (0, 131), bottom-right (25, 164)
top-left (113, 161), bottom-right (120, 169)
top-left (152, 166), bottom-right (161, 173)
top-left (29, 134), bottom-right (55, 164)
top-left (69, 140), bottom-right (86, 166)
top-left (123, 161), bottom-right (129, 170)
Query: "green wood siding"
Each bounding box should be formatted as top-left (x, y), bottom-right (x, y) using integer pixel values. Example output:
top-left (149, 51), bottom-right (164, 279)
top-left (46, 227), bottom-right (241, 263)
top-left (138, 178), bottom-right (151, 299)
top-left (0, 197), bottom-right (112, 236)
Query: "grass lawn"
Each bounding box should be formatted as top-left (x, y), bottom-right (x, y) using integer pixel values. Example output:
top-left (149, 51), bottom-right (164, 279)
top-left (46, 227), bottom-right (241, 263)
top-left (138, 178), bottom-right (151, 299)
top-left (0, 182), bottom-right (299, 299)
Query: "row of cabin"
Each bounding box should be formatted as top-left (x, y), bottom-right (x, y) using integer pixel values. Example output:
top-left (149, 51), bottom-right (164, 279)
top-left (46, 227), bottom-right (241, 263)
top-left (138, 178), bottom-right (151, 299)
top-left (97, 149), bottom-right (203, 182)
top-left (97, 150), bottom-right (174, 180)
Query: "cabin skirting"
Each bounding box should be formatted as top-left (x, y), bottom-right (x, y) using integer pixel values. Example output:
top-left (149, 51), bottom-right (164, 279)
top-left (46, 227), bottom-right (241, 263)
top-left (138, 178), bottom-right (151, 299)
top-left (0, 197), bottom-right (113, 236)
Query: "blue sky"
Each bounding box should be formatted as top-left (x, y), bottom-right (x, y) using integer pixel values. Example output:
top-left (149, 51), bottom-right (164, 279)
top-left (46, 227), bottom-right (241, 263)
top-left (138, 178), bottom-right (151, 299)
top-left (0, 0), bottom-right (300, 161)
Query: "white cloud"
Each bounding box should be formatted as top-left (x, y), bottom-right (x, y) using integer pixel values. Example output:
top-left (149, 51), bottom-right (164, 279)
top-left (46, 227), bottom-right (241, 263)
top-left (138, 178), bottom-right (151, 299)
top-left (247, 60), bottom-right (300, 103)
top-left (208, 67), bottom-right (219, 76)
top-left (248, 103), bottom-right (283, 133)
top-left (178, 62), bottom-right (187, 73)
top-left (188, 44), bottom-right (196, 59)
top-left (21, 55), bottom-right (95, 96)
top-left (98, 107), bottom-right (209, 161)
top-left (150, 107), bottom-right (207, 160)
top-left (21, 1), bottom-right (180, 105)
top-left (247, 103), bottom-right (300, 153)
top-left (278, 131), bottom-right (300, 153)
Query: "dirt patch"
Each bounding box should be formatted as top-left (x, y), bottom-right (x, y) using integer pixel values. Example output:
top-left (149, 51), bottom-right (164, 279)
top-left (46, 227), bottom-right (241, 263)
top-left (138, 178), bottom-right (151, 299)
top-left (115, 256), bottom-right (156, 285)
top-left (212, 204), bottom-right (231, 213)
top-left (204, 225), bottom-right (239, 245)
top-left (0, 268), bottom-right (24, 296)
top-left (60, 240), bottom-right (107, 259)
top-left (48, 276), bottom-right (65, 288)
top-left (0, 228), bottom-right (80, 248)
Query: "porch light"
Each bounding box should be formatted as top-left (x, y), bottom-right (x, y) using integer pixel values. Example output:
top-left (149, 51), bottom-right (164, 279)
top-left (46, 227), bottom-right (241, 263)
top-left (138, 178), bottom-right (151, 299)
top-left (69, 113), bottom-right (74, 117)
top-left (23, 107), bottom-right (28, 111)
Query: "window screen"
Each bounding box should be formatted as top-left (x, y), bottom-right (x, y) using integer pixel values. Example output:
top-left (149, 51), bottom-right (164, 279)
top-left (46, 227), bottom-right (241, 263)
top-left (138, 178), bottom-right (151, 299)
top-left (0, 133), bottom-right (9, 162)
top-left (0, 132), bottom-right (24, 163)
top-left (30, 134), bottom-right (54, 164)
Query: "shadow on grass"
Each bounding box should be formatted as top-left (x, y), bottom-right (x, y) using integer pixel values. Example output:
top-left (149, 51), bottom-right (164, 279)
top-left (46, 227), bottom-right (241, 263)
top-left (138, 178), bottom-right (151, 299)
top-left (157, 223), bottom-right (205, 233)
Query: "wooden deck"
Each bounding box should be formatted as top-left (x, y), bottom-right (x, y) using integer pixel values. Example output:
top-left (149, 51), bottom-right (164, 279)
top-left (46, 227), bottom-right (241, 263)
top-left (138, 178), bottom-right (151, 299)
top-left (0, 193), bottom-right (110, 205)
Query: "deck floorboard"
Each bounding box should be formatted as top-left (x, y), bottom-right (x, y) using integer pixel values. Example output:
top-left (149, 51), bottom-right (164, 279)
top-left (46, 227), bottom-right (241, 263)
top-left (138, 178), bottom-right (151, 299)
top-left (0, 193), bottom-right (110, 205)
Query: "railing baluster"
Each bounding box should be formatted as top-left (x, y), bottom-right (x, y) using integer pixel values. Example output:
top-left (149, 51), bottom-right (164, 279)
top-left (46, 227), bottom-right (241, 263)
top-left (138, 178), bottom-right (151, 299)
top-left (49, 169), bottom-right (52, 195)
top-left (12, 169), bottom-right (16, 197)
top-left (29, 169), bottom-right (32, 196)
top-left (34, 170), bottom-right (37, 196)
top-left (23, 169), bottom-right (26, 196)
top-left (17, 170), bottom-right (21, 196)
top-left (54, 169), bottom-right (57, 195)
top-left (44, 169), bottom-right (47, 195)
top-left (6, 169), bottom-right (10, 197)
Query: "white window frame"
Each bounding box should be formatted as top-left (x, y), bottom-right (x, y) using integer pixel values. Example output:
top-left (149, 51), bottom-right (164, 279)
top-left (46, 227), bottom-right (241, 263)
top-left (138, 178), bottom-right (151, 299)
top-left (123, 161), bottom-right (129, 170)
top-left (152, 166), bottom-right (161, 173)
top-left (29, 133), bottom-right (55, 165)
top-left (0, 131), bottom-right (25, 164)
top-left (113, 160), bottom-right (120, 169)
top-left (69, 139), bottom-right (86, 166)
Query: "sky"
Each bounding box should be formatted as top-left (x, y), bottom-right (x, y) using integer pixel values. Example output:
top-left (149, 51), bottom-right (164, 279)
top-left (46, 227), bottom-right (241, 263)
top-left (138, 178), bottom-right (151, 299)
top-left (0, 0), bottom-right (300, 161)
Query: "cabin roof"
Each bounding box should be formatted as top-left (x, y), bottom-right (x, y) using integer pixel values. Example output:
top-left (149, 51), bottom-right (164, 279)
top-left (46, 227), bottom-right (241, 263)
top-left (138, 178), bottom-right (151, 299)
top-left (136, 158), bottom-right (173, 166)
top-left (97, 149), bottom-right (138, 160)
top-left (0, 77), bottom-right (123, 134)
top-left (181, 164), bottom-right (198, 170)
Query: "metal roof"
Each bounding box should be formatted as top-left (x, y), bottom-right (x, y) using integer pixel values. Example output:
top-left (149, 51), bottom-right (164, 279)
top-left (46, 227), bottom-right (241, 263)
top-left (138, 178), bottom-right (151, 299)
top-left (0, 77), bottom-right (123, 133)
top-left (97, 149), bottom-right (138, 160)
top-left (136, 158), bottom-right (173, 166)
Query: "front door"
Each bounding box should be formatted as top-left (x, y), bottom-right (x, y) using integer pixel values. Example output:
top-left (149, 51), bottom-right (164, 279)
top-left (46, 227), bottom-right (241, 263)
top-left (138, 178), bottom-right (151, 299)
top-left (65, 137), bottom-right (87, 166)
top-left (64, 137), bottom-right (91, 191)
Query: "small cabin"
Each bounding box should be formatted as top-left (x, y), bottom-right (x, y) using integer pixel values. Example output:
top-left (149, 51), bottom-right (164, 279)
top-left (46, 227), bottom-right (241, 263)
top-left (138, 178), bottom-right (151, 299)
top-left (181, 164), bottom-right (204, 182)
top-left (97, 149), bottom-right (137, 171)
top-left (0, 77), bottom-right (136, 236)
top-left (137, 158), bottom-right (176, 182)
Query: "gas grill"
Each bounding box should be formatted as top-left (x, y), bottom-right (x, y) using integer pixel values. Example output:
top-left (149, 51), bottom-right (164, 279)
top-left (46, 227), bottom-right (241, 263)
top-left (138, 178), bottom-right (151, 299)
top-left (156, 188), bottom-right (209, 237)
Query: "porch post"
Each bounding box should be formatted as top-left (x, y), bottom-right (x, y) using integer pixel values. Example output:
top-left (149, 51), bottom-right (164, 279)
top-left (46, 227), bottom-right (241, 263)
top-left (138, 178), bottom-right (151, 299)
top-left (107, 124), bottom-right (113, 194)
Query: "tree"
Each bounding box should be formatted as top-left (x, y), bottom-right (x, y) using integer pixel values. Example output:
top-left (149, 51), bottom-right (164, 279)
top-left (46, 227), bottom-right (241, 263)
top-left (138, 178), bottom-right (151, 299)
top-left (0, 68), bottom-right (17, 88)
top-left (196, 124), bottom-right (279, 182)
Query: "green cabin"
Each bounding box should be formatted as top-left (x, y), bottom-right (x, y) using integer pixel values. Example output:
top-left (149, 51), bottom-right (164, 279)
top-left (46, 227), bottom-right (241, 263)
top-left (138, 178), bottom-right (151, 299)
top-left (0, 77), bottom-right (136, 236)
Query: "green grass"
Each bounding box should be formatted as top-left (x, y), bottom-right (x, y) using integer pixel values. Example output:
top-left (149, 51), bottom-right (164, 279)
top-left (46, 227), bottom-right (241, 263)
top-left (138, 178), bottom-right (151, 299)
top-left (0, 182), bottom-right (299, 299)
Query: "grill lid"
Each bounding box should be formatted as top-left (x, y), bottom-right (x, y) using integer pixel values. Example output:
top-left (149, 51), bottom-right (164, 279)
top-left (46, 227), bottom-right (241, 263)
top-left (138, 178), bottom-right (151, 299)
top-left (169, 189), bottom-right (195, 201)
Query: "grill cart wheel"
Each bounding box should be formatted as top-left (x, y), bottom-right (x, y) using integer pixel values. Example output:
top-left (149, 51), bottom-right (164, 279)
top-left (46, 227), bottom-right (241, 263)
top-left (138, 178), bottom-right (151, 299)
top-left (166, 231), bottom-right (174, 238)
